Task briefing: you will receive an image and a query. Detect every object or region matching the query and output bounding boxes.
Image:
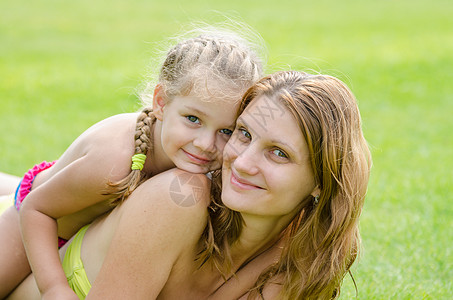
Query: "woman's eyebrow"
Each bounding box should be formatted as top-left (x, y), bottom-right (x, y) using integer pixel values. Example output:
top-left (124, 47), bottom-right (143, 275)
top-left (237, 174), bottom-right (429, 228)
top-left (235, 116), bottom-right (251, 127)
top-left (270, 139), bottom-right (297, 154)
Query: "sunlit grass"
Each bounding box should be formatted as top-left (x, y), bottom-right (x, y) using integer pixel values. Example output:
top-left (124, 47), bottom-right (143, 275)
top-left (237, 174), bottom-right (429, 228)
top-left (1, 0), bottom-right (452, 298)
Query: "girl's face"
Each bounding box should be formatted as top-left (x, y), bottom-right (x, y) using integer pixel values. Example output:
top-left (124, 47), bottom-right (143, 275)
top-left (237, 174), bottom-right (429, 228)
top-left (222, 95), bottom-right (318, 218)
top-left (156, 91), bottom-right (237, 174)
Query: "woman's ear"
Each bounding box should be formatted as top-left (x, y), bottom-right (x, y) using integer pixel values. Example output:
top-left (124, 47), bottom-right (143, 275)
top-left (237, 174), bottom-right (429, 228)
top-left (310, 185), bottom-right (321, 199)
top-left (152, 84), bottom-right (166, 121)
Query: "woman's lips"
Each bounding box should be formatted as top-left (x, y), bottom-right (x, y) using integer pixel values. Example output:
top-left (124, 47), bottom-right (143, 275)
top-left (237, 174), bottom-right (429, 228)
top-left (230, 169), bottom-right (262, 190)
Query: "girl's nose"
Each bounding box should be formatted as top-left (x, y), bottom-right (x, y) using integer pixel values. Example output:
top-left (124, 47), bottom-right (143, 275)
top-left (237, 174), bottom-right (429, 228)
top-left (193, 132), bottom-right (216, 153)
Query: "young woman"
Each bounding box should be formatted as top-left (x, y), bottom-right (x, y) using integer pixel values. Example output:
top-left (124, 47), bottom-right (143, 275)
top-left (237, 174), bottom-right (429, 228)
top-left (7, 70), bottom-right (371, 299)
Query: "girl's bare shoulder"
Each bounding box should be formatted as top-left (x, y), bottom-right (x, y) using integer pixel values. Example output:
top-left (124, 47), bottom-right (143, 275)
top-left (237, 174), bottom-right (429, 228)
top-left (52, 113), bottom-right (139, 178)
top-left (79, 113), bottom-right (138, 149)
top-left (32, 113), bottom-right (139, 198)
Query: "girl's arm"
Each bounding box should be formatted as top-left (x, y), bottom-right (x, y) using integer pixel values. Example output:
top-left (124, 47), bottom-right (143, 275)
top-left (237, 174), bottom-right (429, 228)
top-left (86, 169), bottom-right (210, 299)
top-left (20, 149), bottom-right (130, 299)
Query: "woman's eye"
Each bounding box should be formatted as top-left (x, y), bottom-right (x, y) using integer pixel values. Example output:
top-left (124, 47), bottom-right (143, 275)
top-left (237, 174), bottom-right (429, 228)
top-left (219, 129), bottom-right (233, 136)
top-left (239, 128), bottom-right (251, 140)
top-left (272, 149), bottom-right (288, 159)
top-left (186, 115), bottom-right (200, 124)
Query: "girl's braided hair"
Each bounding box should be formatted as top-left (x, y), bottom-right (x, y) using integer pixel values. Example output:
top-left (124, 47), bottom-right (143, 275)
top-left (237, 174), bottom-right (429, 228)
top-left (108, 107), bottom-right (156, 206)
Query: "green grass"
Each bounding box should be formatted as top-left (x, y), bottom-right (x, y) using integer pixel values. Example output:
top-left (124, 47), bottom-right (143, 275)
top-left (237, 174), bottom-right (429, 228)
top-left (1, 0), bottom-right (452, 298)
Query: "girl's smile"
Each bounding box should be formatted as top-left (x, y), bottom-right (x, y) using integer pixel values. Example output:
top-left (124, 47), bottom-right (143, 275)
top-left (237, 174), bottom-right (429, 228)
top-left (182, 149), bottom-right (212, 165)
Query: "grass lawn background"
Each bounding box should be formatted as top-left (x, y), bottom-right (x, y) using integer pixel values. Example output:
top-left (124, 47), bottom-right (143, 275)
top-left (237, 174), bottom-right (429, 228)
top-left (1, 0), bottom-right (452, 298)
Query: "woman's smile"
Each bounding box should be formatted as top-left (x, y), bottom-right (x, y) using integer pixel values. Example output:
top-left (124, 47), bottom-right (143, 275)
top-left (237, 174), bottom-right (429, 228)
top-left (230, 168), bottom-right (263, 190)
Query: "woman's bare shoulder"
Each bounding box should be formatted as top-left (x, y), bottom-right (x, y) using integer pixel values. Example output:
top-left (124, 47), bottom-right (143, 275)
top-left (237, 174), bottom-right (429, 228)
top-left (87, 169), bottom-right (211, 298)
top-left (112, 168), bottom-right (211, 258)
top-left (130, 168), bottom-right (212, 212)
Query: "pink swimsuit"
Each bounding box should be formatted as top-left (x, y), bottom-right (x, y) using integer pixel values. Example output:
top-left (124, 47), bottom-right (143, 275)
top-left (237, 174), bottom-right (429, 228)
top-left (14, 161), bottom-right (68, 248)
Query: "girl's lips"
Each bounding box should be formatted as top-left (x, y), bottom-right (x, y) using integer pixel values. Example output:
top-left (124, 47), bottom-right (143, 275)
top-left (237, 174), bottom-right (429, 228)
top-left (183, 150), bottom-right (212, 165)
top-left (230, 169), bottom-right (262, 190)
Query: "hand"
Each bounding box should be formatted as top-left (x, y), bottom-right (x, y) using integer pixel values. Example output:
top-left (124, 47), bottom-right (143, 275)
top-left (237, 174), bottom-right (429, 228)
top-left (42, 285), bottom-right (80, 300)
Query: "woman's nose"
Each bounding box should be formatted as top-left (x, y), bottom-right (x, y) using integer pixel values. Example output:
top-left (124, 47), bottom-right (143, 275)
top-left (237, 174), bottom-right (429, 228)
top-left (227, 143), bottom-right (259, 175)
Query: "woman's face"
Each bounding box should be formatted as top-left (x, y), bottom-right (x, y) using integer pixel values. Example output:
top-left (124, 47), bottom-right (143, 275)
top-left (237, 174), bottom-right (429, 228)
top-left (222, 95), bottom-right (318, 218)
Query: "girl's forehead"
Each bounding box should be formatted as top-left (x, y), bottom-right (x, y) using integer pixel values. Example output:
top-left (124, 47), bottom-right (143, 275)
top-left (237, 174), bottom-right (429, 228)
top-left (187, 75), bottom-right (246, 102)
top-left (183, 91), bottom-right (241, 108)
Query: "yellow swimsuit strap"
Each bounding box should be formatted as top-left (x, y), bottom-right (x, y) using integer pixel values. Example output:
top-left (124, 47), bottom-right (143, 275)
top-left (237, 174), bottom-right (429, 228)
top-left (62, 225), bottom-right (92, 299)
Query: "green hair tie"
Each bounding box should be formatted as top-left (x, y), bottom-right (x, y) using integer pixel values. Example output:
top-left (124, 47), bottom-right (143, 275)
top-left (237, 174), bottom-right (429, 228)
top-left (131, 154), bottom-right (147, 171)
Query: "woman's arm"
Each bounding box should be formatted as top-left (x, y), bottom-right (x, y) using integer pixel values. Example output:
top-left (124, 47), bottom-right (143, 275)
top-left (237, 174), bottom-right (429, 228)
top-left (87, 169), bottom-right (210, 299)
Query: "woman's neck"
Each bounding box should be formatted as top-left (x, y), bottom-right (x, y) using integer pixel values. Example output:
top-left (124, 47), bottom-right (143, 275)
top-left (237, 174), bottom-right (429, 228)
top-left (228, 212), bottom-right (294, 270)
top-left (188, 213), bottom-right (294, 298)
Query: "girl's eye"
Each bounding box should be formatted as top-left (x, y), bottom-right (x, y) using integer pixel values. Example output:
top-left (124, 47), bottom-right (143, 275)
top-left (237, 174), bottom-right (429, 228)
top-left (186, 115), bottom-right (200, 124)
top-left (272, 149), bottom-right (288, 159)
top-left (219, 129), bottom-right (233, 136)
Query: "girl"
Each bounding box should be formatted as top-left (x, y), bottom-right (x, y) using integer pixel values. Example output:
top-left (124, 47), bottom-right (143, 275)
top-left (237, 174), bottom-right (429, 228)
top-left (8, 70), bottom-right (371, 299)
top-left (0, 26), bottom-right (264, 299)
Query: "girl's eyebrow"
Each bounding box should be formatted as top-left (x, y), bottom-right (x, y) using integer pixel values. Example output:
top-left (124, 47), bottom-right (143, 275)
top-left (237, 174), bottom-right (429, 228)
top-left (184, 105), bottom-right (207, 117)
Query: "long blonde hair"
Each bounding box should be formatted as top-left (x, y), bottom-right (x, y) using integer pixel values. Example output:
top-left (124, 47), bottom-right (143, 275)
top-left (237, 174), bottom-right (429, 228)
top-left (201, 71), bottom-right (371, 299)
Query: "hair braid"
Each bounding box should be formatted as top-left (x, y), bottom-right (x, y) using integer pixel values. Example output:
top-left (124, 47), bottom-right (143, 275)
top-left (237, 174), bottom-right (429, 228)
top-left (107, 107), bottom-right (156, 206)
top-left (155, 32), bottom-right (263, 102)
top-left (134, 107), bottom-right (155, 155)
